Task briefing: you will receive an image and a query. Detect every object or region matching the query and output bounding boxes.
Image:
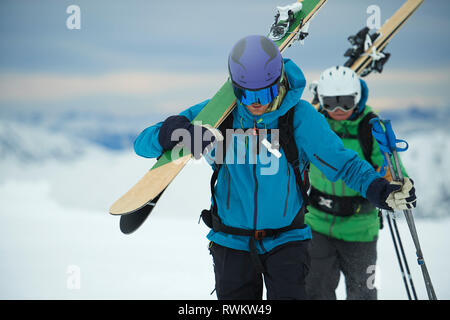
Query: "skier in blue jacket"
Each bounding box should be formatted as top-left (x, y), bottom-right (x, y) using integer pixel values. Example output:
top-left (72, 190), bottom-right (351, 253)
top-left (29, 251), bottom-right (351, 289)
top-left (134, 35), bottom-right (417, 300)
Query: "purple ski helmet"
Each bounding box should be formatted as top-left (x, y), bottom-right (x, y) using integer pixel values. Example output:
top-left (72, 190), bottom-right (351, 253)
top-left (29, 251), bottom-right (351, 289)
top-left (228, 35), bottom-right (284, 105)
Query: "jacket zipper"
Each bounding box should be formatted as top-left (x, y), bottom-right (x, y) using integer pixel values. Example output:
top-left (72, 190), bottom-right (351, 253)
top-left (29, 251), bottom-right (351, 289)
top-left (251, 118), bottom-right (268, 253)
top-left (224, 165), bottom-right (231, 210)
top-left (314, 153), bottom-right (338, 171)
top-left (329, 216), bottom-right (337, 238)
top-left (321, 172), bottom-right (329, 223)
top-left (329, 181), bottom-right (337, 236)
top-left (283, 161), bottom-right (290, 217)
top-left (252, 119), bottom-right (259, 232)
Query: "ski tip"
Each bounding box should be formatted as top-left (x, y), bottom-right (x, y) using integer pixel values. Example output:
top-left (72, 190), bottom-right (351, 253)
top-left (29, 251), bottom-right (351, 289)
top-left (109, 208), bottom-right (122, 216)
top-left (109, 200), bottom-right (143, 216)
top-left (109, 200), bottom-right (128, 215)
top-left (119, 205), bottom-right (153, 234)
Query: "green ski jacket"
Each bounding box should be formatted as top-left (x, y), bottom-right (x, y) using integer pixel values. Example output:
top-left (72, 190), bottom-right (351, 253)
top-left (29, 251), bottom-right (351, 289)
top-left (305, 106), bottom-right (408, 242)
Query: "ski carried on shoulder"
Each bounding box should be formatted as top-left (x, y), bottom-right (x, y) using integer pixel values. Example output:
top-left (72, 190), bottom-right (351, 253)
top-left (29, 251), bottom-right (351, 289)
top-left (312, 0), bottom-right (424, 108)
top-left (311, 0), bottom-right (423, 104)
top-left (345, 0), bottom-right (424, 77)
top-left (109, 0), bottom-right (329, 234)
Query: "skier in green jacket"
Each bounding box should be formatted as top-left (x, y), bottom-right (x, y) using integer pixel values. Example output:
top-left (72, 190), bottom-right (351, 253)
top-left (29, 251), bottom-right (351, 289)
top-left (305, 66), bottom-right (409, 300)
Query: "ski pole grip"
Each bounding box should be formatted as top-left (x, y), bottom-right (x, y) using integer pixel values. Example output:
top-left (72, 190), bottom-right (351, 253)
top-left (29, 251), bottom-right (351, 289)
top-left (384, 120), bottom-right (409, 152)
top-left (383, 120), bottom-right (396, 150)
top-left (369, 118), bottom-right (391, 154)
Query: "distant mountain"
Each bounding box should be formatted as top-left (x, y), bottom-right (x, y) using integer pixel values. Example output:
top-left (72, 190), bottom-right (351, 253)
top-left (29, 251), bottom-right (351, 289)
top-left (0, 117), bottom-right (86, 162)
top-left (0, 106), bottom-right (449, 218)
top-left (1, 106), bottom-right (448, 156)
top-left (379, 106), bottom-right (450, 135)
top-left (0, 109), bottom-right (164, 160)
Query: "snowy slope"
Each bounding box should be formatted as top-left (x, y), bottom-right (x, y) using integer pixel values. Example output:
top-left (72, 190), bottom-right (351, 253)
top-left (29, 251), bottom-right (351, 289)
top-left (0, 153), bottom-right (448, 300)
top-left (0, 106), bottom-right (449, 299)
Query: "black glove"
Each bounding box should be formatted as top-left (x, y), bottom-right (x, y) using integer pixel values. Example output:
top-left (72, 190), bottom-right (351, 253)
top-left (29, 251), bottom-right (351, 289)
top-left (158, 115), bottom-right (222, 159)
top-left (366, 177), bottom-right (417, 211)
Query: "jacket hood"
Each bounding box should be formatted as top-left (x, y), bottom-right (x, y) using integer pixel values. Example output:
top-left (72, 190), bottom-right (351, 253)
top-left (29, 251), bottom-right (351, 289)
top-left (354, 78), bottom-right (369, 118)
top-left (235, 58), bottom-right (306, 128)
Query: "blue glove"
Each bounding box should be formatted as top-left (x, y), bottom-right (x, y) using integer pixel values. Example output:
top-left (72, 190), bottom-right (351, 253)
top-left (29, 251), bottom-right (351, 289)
top-left (366, 177), bottom-right (417, 211)
top-left (158, 115), bottom-right (222, 159)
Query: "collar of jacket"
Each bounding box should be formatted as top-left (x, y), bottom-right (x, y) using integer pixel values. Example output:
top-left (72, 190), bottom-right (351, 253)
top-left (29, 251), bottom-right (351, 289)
top-left (327, 105), bottom-right (375, 133)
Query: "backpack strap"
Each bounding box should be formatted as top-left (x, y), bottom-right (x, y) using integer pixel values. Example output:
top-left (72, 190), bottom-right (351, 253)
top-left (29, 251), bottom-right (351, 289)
top-left (357, 111), bottom-right (378, 169)
top-left (278, 107), bottom-right (310, 206)
top-left (206, 112), bottom-right (235, 215)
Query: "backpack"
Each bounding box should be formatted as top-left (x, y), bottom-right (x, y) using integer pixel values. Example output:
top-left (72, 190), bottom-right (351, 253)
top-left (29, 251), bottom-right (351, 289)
top-left (309, 110), bottom-right (383, 225)
top-left (331, 111), bottom-right (379, 168)
top-left (200, 107), bottom-right (310, 273)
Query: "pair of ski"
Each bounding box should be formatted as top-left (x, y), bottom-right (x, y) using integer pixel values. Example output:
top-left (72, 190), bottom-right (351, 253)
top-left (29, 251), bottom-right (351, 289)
top-left (109, 0), bottom-right (436, 299)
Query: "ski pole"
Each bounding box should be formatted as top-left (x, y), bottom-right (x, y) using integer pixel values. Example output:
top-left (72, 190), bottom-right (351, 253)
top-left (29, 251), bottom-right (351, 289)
top-left (370, 118), bottom-right (437, 300)
top-left (369, 119), bottom-right (412, 299)
top-left (384, 120), bottom-right (437, 300)
top-left (385, 212), bottom-right (413, 299)
top-left (382, 148), bottom-right (418, 299)
top-left (382, 150), bottom-right (417, 300)
top-left (391, 213), bottom-right (418, 299)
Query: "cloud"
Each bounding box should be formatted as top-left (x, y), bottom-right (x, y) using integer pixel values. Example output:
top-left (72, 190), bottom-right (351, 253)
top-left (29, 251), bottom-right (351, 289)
top-left (304, 67), bottom-right (450, 86)
top-left (0, 71), bottom-right (225, 102)
top-left (0, 66), bottom-right (449, 114)
top-left (368, 68), bottom-right (450, 85)
top-left (367, 96), bottom-right (448, 111)
top-left (303, 66), bottom-right (450, 110)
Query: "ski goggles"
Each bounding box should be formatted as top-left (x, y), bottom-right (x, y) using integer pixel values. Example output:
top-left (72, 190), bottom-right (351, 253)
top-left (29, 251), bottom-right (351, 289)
top-left (232, 78), bottom-right (281, 106)
top-left (322, 95), bottom-right (357, 112)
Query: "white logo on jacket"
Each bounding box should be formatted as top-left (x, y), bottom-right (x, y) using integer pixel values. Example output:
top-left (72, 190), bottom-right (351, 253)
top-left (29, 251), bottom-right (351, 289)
top-left (318, 196), bottom-right (333, 209)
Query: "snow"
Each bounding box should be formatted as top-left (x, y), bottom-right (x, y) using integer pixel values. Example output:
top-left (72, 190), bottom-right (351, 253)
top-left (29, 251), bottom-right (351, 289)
top-left (0, 107), bottom-right (449, 299)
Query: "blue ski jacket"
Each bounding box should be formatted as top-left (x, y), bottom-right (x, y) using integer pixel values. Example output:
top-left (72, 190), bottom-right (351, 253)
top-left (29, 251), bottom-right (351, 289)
top-left (134, 59), bottom-right (382, 254)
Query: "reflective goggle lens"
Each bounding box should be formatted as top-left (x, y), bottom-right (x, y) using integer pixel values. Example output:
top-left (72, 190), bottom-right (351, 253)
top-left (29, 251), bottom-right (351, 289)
top-left (322, 95), bottom-right (356, 112)
top-left (232, 82), bottom-right (280, 106)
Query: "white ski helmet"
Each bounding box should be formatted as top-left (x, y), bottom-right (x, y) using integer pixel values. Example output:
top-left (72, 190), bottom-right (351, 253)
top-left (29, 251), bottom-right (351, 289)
top-left (317, 66), bottom-right (361, 108)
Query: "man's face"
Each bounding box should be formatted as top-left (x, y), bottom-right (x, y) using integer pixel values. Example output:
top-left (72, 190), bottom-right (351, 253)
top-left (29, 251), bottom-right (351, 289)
top-left (246, 102), bottom-right (270, 116)
top-left (326, 108), bottom-right (354, 121)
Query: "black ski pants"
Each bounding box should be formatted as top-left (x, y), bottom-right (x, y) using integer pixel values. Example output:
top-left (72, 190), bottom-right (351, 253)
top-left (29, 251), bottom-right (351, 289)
top-left (209, 240), bottom-right (310, 300)
top-left (305, 230), bottom-right (378, 300)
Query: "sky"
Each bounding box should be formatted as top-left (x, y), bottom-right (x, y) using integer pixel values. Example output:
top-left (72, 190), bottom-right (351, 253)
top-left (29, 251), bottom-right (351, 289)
top-left (0, 0), bottom-right (449, 116)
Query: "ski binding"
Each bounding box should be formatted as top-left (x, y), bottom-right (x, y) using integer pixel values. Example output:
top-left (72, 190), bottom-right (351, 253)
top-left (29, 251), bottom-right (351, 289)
top-left (343, 27), bottom-right (391, 77)
top-left (269, 2), bottom-right (303, 41)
